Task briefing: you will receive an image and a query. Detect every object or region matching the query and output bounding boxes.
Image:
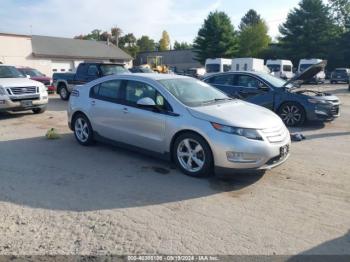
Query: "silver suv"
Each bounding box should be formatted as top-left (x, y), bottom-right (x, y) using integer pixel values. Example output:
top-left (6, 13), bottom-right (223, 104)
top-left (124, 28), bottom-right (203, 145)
top-left (68, 74), bottom-right (291, 177)
top-left (0, 65), bottom-right (48, 114)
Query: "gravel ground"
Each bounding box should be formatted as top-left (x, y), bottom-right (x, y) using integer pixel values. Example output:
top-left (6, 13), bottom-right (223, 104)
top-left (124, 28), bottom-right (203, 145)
top-left (0, 84), bottom-right (349, 256)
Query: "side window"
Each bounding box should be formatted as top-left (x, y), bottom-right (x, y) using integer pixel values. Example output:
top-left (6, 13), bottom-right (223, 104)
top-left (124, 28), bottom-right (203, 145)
top-left (236, 64), bottom-right (240, 71)
top-left (244, 64), bottom-right (248, 71)
top-left (237, 75), bottom-right (261, 89)
top-left (283, 65), bottom-right (292, 72)
top-left (87, 65), bottom-right (99, 76)
top-left (90, 80), bottom-right (122, 101)
top-left (223, 65), bottom-right (231, 72)
top-left (125, 80), bottom-right (169, 111)
top-left (210, 74), bottom-right (234, 85)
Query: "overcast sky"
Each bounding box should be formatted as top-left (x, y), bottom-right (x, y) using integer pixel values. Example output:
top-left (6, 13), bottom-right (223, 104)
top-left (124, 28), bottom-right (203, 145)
top-left (1, 0), bottom-right (308, 43)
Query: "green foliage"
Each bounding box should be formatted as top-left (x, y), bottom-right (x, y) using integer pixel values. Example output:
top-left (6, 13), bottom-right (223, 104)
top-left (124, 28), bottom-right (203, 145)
top-left (328, 0), bottom-right (350, 30)
top-left (193, 11), bottom-right (239, 64)
top-left (159, 31), bottom-right (171, 51)
top-left (279, 0), bottom-right (339, 64)
top-left (173, 41), bottom-right (192, 50)
top-left (239, 9), bottom-right (262, 30)
top-left (137, 36), bottom-right (156, 52)
top-left (238, 10), bottom-right (270, 57)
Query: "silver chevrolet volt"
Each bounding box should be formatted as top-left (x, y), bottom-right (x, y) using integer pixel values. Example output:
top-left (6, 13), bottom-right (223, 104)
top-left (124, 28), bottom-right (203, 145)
top-left (68, 74), bottom-right (291, 177)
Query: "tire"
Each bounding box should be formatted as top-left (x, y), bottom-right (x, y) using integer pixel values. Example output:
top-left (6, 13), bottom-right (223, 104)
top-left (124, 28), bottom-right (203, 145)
top-left (72, 114), bottom-right (94, 146)
top-left (32, 107), bottom-right (46, 114)
top-left (173, 132), bottom-right (213, 177)
top-left (278, 102), bottom-right (306, 127)
top-left (58, 84), bottom-right (70, 101)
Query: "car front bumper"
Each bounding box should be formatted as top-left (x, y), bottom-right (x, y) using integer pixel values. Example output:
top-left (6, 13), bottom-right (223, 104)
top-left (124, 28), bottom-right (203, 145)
top-left (0, 95), bottom-right (48, 112)
top-left (206, 127), bottom-right (291, 173)
top-left (307, 103), bottom-right (340, 121)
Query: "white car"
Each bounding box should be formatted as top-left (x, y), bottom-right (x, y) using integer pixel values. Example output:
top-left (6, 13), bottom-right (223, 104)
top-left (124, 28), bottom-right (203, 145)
top-left (266, 59), bottom-right (294, 79)
top-left (0, 65), bottom-right (48, 113)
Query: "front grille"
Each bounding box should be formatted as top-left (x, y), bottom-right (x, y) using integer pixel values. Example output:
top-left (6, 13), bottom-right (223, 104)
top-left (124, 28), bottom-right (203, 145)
top-left (331, 106), bottom-right (339, 115)
top-left (8, 86), bottom-right (38, 95)
top-left (261, 125), bottom-right (288, 143)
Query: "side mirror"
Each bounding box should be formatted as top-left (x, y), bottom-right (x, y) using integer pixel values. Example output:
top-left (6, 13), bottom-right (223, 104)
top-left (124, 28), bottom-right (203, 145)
top-left (26, 75), bottom-right (31, 79)
top-left (136, 97), bottom-right (156, 108)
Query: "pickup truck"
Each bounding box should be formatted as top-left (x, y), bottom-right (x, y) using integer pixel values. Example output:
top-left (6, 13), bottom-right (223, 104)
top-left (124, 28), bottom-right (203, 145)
top-left (53, 63), bottom-right (129, 100)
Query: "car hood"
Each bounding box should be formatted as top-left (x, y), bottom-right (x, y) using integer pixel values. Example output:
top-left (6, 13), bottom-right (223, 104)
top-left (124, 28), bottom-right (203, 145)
top-left (284, 60), bottom-right (327, 87)
top-left (292, 89), bottom-right (340, 103)
top-left (188, 100), bottom-right (284, 129)
top-left (0, 78), bottom-right (42, 87)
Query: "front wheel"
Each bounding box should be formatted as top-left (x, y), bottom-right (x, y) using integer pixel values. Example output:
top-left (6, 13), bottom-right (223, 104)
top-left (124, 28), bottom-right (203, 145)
top-left (58, 85), bottom-right (70, 101)
top-left (73, 114), bottom-right (94, 146)
top-left (278, 102), bottom-right (306, 127)
top-left (173, 132), bottom-right (213, 177)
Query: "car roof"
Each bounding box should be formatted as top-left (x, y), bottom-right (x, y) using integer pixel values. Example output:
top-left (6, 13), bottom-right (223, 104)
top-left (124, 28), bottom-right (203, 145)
top-left (129, 73), bottom-right (189, 81)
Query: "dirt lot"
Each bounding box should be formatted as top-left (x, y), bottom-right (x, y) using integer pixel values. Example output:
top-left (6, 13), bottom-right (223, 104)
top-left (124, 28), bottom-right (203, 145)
top-left (0, 84), bottom-right (349, 256)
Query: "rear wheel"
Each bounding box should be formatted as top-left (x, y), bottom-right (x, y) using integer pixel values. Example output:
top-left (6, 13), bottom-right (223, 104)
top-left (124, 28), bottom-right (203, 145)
top-left (173, 132), bottom-right (213, 177)
top-left (73, 114), bottom-right (94, 146)
top-left (278, 102), bottom-right (306, 126)
top-left (58, 84), bottom-right (69, 100)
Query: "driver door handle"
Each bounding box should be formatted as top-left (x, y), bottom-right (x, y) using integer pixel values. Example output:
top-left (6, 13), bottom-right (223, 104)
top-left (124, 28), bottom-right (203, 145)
top-left (91, 100), bottom-right (96, 106)
top-left (123, 107), bottom-right (129, 114)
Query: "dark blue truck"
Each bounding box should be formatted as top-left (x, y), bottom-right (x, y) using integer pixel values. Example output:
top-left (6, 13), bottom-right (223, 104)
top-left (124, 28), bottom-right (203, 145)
top-left (53, 62), bottom-right (129, 100)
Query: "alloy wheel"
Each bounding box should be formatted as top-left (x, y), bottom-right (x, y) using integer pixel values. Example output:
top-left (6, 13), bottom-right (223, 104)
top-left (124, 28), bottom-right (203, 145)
top-left (74, 117), bottom-right (89, 143)
top-left (177, 138), bottom-right (205, 173)
top-left (280, 104), bottom-right (302, 126)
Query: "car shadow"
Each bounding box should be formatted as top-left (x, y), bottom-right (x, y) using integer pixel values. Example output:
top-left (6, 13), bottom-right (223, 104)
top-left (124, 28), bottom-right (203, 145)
top-left (288, 121), bottom-right (326, 133)
top-left (47, 95), bottom-right (68, 112)
top-left (0, 111), bottom-right (33, 120)
top-left (287, 230), bottom-right (350, 259)
top-left (0, 134), bottom-right (264, 212)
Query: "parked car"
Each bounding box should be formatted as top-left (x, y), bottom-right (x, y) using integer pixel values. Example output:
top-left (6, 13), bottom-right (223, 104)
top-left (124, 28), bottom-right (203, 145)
top-left (0, 65), bottom-right (48, 113)
top-left (129, 66), bottom-right (155, 73)
top-left (266, 60), bottom-right (294, 80)
top-left (53, 63), bottom-right (129, 100)
top-left (68, 74), bottom-right (291, 177)
top-left (203, 61), bottom-right (340, 126)
top-left (330, 68), bottom-right (350, 84)
top-left (298, 59), bottom-right (326, 84)
top-left (17, 67), bottom-right (55, 93)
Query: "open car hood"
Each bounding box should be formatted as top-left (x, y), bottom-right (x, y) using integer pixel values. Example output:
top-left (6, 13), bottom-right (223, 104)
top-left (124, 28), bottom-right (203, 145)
top-left (283, 60), bottom-right (327, 87)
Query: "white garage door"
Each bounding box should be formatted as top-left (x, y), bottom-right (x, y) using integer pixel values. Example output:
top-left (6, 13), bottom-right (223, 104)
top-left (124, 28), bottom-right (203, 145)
top-left (51, 60), bottom-right (74, 73)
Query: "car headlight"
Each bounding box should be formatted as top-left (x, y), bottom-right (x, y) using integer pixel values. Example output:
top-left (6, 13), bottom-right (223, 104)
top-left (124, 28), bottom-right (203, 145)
top-left (211, 122), bottom-right (263, 141)
top-left (308, 99), bottom-right (329, 104)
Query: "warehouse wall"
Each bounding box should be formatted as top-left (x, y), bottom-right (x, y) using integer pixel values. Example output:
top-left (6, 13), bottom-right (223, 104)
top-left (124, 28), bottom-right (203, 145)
top-left (0, 34), bottom-right (52, 76)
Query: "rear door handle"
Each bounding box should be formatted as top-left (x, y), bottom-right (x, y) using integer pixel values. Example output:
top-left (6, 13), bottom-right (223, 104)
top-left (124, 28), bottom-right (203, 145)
top-left (123, 107), bottom-right (128, 114)
top-left (91, 100), bottom-right (96, 106)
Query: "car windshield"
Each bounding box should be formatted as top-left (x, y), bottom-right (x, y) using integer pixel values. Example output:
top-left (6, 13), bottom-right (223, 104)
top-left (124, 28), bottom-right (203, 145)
top-left (299, 64), bottom-right (313, 72)
top-left (20, 68), bottom-right (45, 77)
top-left (206, 64), bottom-right (220, 73)
top-left (267, 64), bottom-right (281, 72)
top-left (0, 66), bottom-right (25, 78)
top-left (159, 78), bottom-right (230, 107)
top-left (256, 72), bottom-right (292, 88)
top-left (100, 64), bottom-right (129, 75)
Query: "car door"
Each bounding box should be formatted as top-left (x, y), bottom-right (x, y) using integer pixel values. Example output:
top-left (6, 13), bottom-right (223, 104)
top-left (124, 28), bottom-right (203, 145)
top-left (119, 80), bottom-right (167, 153)
top-left (235, 74), bottom-right (274, 109)
top-left (205, 74), bottom-right (240, 98)
top-left (88, 79), bottom-right (126, 142)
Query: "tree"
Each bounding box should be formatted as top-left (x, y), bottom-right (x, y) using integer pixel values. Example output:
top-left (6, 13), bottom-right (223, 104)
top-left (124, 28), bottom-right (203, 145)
top-left (328, 0), bottom-right (350, 30)
top-left (193, 11), bottom-right (239, 64)
top-left (119, 33), bottom-right (139, 58)
top-left (159, 31), bottom-right (171, 51)
top-left (238, 21), bottom-right (270, 57)
top-left (279, 0), bottom-right (339, 64)
top-left (111, 26), bottom-right (123, 47)
top-left (173, 41), bottom-right (192, 50)
top-left (136, 36), bottom-right (156, 52)
top-left (239, 9), bottom-right (262, 30)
